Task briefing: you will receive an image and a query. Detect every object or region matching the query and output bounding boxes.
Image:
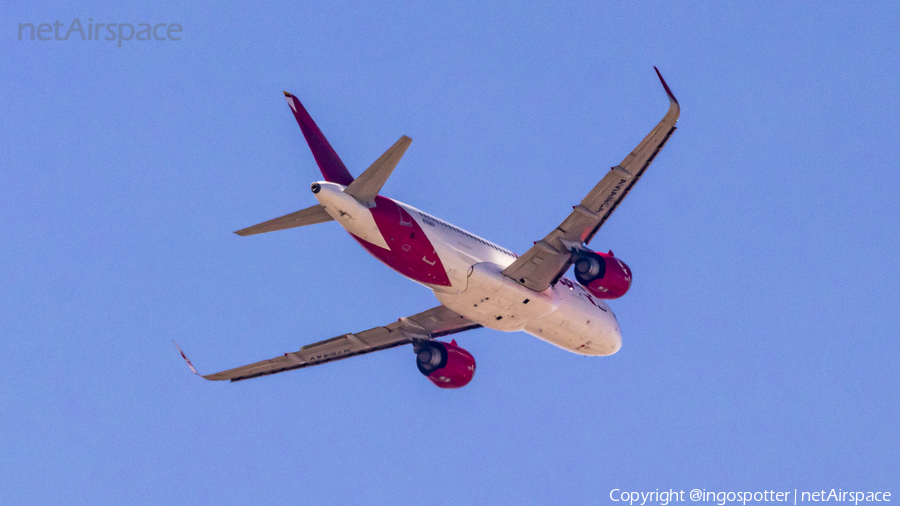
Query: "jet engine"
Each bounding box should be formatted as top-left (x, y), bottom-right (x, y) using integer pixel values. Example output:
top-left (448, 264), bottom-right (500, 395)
top-left (572, 249), bottom-right (632, 299)
top-left (415, 339), bottom-right (476, 389)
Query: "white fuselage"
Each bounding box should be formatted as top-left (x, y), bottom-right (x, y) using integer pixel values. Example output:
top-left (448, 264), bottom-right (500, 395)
top-left (314, 182), bottom-right (622, 356)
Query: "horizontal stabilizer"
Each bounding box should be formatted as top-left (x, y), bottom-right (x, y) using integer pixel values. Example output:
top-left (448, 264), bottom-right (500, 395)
top-left (235, 204), bottom-right (334, 236)
top-left (344, 136), bottom-right (412, 203)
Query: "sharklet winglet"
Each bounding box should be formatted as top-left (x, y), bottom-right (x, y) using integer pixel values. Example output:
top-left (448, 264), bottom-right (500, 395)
top-left (173, 341), bottom-right (201, 376)
top-left (653, 66), bottom-right (679, 105)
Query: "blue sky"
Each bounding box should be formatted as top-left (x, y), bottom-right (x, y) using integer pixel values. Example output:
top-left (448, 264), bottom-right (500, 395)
top-left (2, 2), bottom-right (898, 504)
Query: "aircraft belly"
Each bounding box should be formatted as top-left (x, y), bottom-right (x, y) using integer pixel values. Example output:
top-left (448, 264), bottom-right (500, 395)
top-left (434, 262), bottom-right (558, 332)
top-left (524, 285), bottom-right (622, 356)
top-left (434, 262), bottom-right (622, 355)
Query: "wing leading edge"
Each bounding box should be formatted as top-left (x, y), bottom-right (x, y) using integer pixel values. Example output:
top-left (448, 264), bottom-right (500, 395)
top-left (176, 305), bottom-right (481, 382)
top-left (502, 67), bottom-right (680, 292)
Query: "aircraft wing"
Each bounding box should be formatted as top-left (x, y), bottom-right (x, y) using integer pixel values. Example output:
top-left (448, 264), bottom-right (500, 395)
top-left (502, 67), bottom-right (681, 292)
top-left (176, 305), bottom-right (481, 382)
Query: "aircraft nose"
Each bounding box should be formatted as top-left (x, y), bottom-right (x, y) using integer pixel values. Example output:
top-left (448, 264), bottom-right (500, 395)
top-left (603, 307), bottom-right (623, 355)
top-left (609, 323), bottom-right (623, 355)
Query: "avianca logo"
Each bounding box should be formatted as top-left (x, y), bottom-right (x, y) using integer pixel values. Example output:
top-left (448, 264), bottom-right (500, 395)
top-left (598, 178), bottom-right (628, 212)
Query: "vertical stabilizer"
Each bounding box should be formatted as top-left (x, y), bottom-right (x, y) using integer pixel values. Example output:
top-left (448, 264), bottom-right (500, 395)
top-left (283, 92), bottom-right (355, 186)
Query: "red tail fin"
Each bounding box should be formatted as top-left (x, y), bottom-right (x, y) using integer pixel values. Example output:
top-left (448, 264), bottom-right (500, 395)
top-left (283, 92), bottom-right (355, 186)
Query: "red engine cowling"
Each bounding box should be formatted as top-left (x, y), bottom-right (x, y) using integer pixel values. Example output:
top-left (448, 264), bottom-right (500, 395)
top-left (572, 249), bottom-right (632, 299)
top-left (416, 339), bottom-right (476, 389)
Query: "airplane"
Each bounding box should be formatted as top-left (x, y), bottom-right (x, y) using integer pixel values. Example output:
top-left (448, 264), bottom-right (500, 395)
top-left (176, 67), bottom-right (680, 389)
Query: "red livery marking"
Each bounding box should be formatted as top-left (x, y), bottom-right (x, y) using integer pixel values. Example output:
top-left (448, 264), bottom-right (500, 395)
top-left (283, 92), bottom-right (355, 186)
top-left (352, 196), bottom-right (452, 286)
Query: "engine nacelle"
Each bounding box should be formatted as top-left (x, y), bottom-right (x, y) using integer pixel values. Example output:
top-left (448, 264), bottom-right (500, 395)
top-left (415, 339), bottom-right (476, 389)
top-left (572, 249), bottom-right (632, 299)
